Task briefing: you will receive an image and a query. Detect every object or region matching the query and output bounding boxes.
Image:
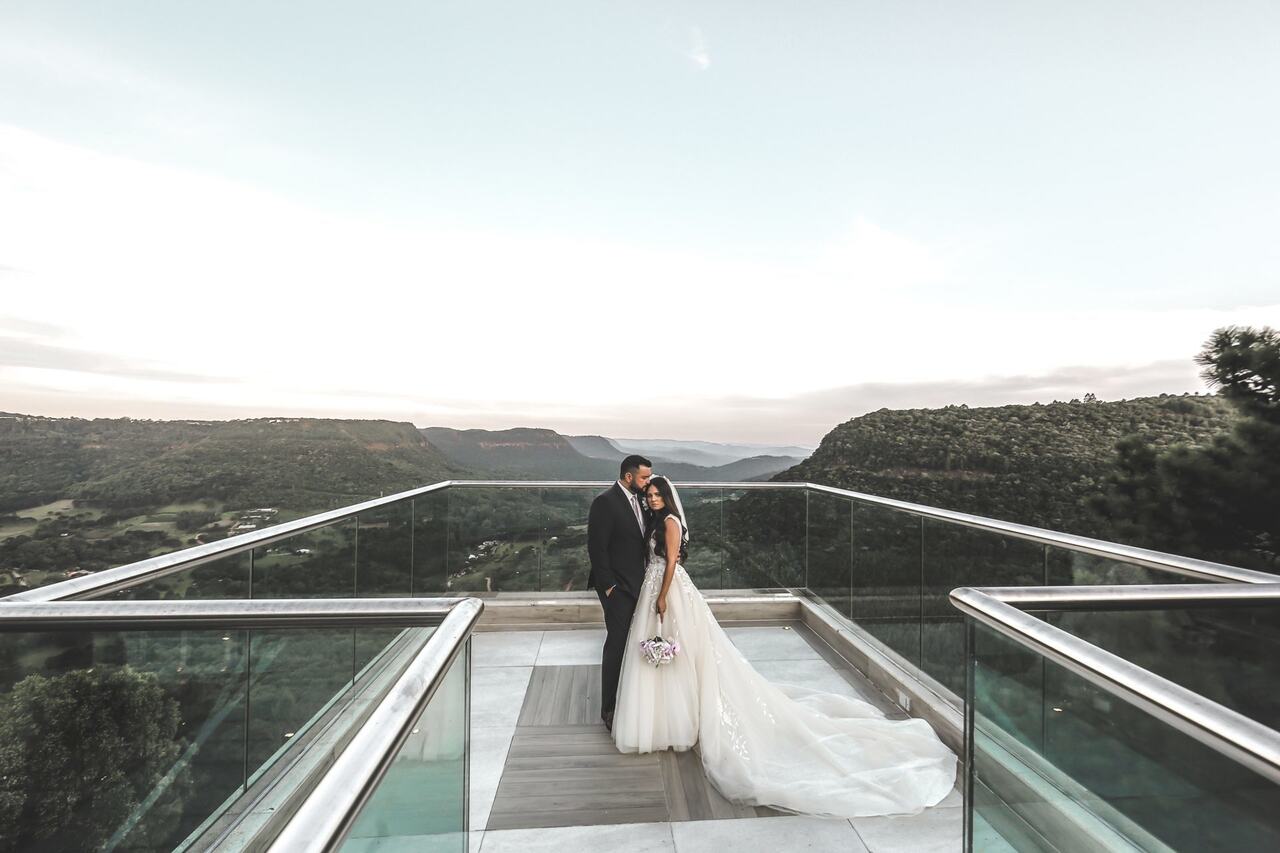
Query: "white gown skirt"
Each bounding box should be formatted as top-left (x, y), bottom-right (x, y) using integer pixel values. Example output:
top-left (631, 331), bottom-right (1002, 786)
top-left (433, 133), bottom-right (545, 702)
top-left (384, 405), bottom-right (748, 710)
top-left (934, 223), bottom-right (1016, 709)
top-left (612, 558), bottom-right (957, 818)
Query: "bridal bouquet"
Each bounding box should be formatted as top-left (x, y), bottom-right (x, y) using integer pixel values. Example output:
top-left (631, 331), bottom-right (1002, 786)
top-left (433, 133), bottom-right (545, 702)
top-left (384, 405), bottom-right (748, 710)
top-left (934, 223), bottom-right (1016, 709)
top-left (639, 634), bottom-right (681, 666)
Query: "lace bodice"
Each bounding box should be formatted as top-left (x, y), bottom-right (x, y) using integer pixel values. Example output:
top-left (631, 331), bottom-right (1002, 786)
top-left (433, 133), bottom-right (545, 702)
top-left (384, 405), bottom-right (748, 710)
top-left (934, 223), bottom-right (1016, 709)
top-left (646, 513), bottom-right (686, 569)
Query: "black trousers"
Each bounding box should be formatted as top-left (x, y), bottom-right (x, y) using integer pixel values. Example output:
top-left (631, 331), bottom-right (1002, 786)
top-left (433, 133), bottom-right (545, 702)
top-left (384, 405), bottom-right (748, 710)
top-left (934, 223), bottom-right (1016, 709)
top-left (596, 585), bottom-right (637, 716)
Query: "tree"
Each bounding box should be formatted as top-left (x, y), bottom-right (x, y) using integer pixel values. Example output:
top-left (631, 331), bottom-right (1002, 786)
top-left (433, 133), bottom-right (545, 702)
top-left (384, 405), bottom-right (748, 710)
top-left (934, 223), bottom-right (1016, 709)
top-left (1196, 326), bottom-right (1280, 420)
top-left (0, 667), bottom-right (190, 852)
top-left (1094, 326), bottom-right (1280, 570)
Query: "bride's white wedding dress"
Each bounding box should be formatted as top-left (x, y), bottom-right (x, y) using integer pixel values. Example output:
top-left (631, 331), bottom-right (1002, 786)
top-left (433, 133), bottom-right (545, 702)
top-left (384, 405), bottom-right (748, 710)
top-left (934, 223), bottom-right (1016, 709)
top-left (612, 515), bottom-right (957, 818)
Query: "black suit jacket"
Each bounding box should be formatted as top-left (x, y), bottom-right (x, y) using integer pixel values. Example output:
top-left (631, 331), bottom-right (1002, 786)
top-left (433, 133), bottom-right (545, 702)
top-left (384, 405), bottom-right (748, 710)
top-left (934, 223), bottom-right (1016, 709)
top-left (587, 483), bottom-right (649, 597)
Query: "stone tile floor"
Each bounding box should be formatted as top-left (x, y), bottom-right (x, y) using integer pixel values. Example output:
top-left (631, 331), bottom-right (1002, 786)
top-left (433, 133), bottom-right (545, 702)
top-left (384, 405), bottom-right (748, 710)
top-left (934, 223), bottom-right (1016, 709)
top-left (457, 623), bottom-right (965, 852)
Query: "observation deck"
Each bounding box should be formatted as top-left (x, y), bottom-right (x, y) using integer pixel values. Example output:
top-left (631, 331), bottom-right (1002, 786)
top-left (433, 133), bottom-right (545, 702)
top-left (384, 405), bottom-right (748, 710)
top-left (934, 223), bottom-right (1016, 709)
top-left (2, 481), bottom-right (1277, 852)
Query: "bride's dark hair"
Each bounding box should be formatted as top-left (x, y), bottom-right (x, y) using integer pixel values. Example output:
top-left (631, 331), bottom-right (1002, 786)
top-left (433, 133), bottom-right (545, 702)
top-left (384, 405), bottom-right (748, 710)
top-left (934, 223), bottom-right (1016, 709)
top-left (646, 476), bottom-right (688, 562)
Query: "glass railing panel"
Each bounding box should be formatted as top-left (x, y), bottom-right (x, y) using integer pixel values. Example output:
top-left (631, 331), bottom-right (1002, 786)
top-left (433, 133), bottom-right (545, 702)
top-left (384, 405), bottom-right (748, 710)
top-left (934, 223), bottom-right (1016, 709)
top-left (446, 488), bottom-right (541, 593)
top-left (540, 487), bottom-right (596, 593)
top-left (722, 487), bottom-right (805, 588)
top-left (970, 620), bottom-right (1280, 851)
top-left (245, 628), bottom-right (354, 782)
top-left (679, 487), bottom-right (725, 589)
top-left (1047, 605), bottom-right (1280, 731)
top-left (355, 500), bottom-right (413, 598)
top-left (807, 491), bottom-right (851, 617)
top-left (412, 490), bottom-right (449, 595)
top-left (341, 639), bottom-right (469, 852)
top-left (0, 627), bottom-right (249, 852)
top-left (105, 551), bottom-right (251, 601)
top-left (252, 518), bottom-right (357, 598)
top-left (924, 522), bottom-right (1044, 698)
top-left (354, 501), bottom-right (414, 677)
top-left (851, 503), bottom-right (923, 668)
top-left (1046, 547), bottom-right (1195, 585)
top-left (970, 617), bottom-right (1046, 756)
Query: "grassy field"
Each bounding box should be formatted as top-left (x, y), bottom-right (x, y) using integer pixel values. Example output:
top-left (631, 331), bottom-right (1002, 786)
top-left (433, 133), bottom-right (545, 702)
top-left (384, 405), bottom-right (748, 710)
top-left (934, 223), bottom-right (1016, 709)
top-left (0, 516), bottom-right (38, 541)
top-left (16, 498), bottom-right (78, 520)
top-left (2, 496), bottom-right (378, 599)
top-left (2, 499), bottom-right (101, 543)
top-left (116, 501), bottom-right (229, 538)
top-left (3, 499), bottom-right (240, 571)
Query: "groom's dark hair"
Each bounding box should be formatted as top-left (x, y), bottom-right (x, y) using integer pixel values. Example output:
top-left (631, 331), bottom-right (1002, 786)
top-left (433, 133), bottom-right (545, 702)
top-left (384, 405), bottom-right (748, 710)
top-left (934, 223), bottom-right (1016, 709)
top-left (619, 455), bottom-right (652, 479)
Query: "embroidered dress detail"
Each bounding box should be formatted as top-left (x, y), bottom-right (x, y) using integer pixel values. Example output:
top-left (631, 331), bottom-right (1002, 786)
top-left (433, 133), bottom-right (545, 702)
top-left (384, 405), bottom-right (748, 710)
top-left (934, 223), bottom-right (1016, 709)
top-left (611, 513), bottom-right (957, 818)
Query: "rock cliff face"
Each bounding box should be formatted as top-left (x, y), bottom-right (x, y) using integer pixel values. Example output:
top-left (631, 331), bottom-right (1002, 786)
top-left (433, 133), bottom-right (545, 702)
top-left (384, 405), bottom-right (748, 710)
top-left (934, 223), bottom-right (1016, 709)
top-left (422, 427), bottom-right (611, 478)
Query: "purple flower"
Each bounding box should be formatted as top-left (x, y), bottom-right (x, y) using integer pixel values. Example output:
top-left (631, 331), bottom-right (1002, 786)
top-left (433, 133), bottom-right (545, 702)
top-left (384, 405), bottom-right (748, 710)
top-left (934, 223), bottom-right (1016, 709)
top-left (640, 634), bottom-right (680, 666)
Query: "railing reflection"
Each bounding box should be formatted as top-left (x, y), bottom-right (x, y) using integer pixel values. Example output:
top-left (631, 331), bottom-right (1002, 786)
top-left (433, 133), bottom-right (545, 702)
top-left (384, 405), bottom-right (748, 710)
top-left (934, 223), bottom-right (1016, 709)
top-left (0, 599), bottom-right (474, 853)
top-left (955, 586), bottom-right (1280, 852)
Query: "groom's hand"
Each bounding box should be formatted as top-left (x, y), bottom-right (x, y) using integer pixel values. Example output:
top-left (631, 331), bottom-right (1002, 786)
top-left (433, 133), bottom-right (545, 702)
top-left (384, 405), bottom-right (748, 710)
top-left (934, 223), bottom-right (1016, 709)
top-left (606, 584), bottom-right (616, 598)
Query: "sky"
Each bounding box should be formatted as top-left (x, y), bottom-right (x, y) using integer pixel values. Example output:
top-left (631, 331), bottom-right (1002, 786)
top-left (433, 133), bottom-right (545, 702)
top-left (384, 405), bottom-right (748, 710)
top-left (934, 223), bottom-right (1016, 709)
top-left (1, 1), bottom-right (1277, 445)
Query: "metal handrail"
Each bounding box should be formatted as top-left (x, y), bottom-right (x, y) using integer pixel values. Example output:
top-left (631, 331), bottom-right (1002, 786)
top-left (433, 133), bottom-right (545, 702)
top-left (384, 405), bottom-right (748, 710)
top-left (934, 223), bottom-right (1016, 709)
top-left (954, 583), bottom-right (1280, 611)
top-left (950, 585), bottom-right (1280, 785)
top-left (4, 481), bottom-right (455, 603)
top-left (4, 480), bottom-right (784, 602)
top-left (266, 597), bottom-right (482, 853)
top-left (0, 597), bottom-right (469, 631)
top-left (9, 479), bottom-right (1273, 604)
top-left (803, 483), bottom-right (1276, 584)
top-left (0, 596), bottom-right (484, 853)
top-left (461, 480), bottom-right (1274, 583)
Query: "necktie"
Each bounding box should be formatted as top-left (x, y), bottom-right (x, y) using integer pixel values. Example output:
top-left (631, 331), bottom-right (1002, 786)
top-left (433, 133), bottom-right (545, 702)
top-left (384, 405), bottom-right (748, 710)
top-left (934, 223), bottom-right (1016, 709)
top-left (629, 493), bottom-right (643, 531)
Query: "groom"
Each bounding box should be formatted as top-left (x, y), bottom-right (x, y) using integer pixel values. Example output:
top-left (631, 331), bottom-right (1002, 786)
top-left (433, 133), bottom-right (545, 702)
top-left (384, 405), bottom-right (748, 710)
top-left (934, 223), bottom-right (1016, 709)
top-left (587, 454), bottom-right (652, 732)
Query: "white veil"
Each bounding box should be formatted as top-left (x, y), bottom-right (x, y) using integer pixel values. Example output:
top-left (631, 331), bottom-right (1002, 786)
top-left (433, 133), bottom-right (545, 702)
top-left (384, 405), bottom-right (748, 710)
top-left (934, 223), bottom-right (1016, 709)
top-left (655, 476), bottom-right (690, 545)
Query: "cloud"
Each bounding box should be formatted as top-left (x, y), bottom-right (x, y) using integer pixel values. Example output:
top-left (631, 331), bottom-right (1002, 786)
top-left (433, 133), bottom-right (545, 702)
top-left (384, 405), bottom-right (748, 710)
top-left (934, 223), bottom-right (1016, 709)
top-left (0, 335), bottom-right (232, 384)
top-left (686, 27), bottom-right (711, 70)
top-left (0, 356), bottom-right (1213, 446)
top-left (0, 28), bottom-right (240, 147)
top-left (0, 314), bottom-right (64, 338)
top-left (718, 359), bottom-right (1207, 429)
top-left (513, 359), bottom-right (1210, 443)
top-left (0, 30), bottom-right (162, 95)
top-left (1, 126), bottom-right (1277, 444)
top-left (819, 217), bottom-right (947, 289)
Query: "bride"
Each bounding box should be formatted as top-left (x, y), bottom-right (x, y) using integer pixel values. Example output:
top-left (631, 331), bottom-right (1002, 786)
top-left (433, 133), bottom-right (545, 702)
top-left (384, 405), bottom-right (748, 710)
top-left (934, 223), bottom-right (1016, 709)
top-left (611, 476), bottom-right (957, 818)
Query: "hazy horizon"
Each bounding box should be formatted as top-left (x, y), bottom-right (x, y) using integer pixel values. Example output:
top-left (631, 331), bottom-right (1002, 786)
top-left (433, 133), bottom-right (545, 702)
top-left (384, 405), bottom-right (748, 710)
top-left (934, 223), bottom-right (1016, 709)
top-left (1, 353), bottom-right (1221, 445)
top-left (3, 2), bottom-right (1277, 445)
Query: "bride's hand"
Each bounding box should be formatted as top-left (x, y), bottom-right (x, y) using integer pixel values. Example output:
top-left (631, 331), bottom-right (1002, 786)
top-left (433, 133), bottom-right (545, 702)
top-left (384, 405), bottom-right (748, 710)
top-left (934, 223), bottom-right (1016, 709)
top-left (655, 596), bottom-right (667, 617)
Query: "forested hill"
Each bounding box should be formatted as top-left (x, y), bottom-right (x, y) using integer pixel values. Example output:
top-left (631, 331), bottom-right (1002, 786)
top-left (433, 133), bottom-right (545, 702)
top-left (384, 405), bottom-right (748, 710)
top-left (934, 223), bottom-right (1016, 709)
top-left (0, 415), bottom-right (461, 513)
top-left (776, 394), bottom-right (1235, 538)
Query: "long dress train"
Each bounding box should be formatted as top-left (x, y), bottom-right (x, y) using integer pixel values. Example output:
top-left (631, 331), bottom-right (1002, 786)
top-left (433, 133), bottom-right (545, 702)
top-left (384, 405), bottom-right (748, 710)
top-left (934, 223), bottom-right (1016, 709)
top-left (612, 516), bottom-right (957, 818)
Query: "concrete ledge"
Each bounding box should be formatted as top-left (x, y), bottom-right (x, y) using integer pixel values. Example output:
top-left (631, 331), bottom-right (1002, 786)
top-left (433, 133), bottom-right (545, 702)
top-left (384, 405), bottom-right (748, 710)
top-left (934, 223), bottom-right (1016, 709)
top-left (796, 596), bottom-right (965, 757)
top-left (473, 589), bottom-right (801, 632)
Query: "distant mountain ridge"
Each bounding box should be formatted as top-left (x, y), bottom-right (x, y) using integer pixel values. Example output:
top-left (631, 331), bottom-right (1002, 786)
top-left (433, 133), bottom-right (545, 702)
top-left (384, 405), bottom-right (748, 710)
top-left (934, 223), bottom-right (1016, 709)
top-left (0, 414), bottom-right (806, 517)
top-left (563, 434), bottom-right (623, 460)
top-left (607, 437), bottom-right (814, 467)
top-left (426, 427), bottom-right (806, 481)
top-left (0, 414), bottom-right (461, 512)
top-left (422, 427), bottom-right (608, 478)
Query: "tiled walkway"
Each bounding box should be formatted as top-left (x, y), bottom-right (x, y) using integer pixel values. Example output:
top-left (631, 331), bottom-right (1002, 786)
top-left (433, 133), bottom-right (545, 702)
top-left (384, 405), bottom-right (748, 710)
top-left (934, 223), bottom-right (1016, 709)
top-left (469, 624), bottom-right (963, 852)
